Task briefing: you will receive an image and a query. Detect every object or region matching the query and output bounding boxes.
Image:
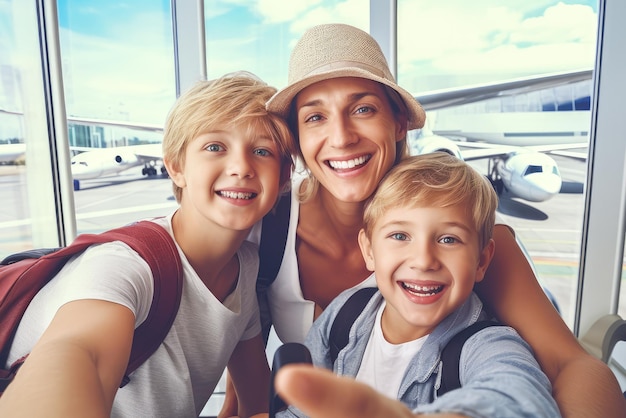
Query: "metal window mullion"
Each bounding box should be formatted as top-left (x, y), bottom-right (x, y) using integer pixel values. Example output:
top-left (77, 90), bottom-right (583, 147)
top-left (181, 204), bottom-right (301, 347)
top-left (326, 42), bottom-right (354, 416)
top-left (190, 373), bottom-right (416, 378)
top-left (370, 0), bottom-right (397, 79)
top-left (171, 0), bottom-right (206, 98)
top-left (575, 0), bottom-right (626, 337)
top-left (24, 0), bottom-right (76, 247)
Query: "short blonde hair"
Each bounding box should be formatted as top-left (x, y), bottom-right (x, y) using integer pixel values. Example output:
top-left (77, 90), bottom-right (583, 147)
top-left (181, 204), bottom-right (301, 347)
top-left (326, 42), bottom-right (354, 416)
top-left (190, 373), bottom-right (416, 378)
top-left (163, 72), bottom-right (295, 202)
top-left (362, 152), bottom-right (498, 249)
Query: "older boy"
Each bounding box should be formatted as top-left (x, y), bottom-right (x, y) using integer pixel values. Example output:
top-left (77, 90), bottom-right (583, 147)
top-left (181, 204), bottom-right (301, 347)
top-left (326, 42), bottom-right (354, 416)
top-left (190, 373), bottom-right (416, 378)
top-left (0, 72), bottom-right (294, 417)
top-left (278, 153), bottom-right (560, 417)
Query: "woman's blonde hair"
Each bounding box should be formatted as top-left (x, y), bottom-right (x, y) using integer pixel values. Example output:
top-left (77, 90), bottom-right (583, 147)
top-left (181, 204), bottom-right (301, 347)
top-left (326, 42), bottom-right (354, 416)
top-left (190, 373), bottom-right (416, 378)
top-left (163, 72), bottom-right (295, 202)
top-left (362, 152), bottom-right (498, 249)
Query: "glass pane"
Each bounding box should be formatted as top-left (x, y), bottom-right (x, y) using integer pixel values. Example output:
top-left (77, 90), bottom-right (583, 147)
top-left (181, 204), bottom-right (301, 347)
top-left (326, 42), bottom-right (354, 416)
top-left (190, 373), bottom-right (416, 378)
top-left (204, 0), bottom-right (369, 89)
top-left (398, 0), bottom-right (598, 330)
top-left (1, 1), bottom-right (50, 258)
top-left (57, 0), bottom-right (177, 234)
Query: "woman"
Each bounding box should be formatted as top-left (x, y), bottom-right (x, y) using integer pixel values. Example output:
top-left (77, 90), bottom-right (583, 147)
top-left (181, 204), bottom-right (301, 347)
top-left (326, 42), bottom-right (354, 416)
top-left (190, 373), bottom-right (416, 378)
top-left (224, 23), bottom-right (625, 417)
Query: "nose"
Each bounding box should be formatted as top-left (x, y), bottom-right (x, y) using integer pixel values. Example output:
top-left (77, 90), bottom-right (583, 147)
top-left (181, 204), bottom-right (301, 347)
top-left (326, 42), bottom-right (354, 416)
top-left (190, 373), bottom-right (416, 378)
top-left (409, 240), bottom-right (440, 271)
top-left (327, 114), bottom-right (358, 148)
top-left (226, 153), bottom-right (255, 179)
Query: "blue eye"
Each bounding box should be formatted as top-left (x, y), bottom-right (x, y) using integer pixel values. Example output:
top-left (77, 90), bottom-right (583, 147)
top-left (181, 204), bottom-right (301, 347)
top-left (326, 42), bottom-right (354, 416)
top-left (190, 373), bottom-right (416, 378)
top-left (439, 236), bottom-right (457, 244)
top-left (390, 232), bottom-right (408, 241)
top-left (206, 144), bottom-right (222, 152)
top-left (305, 114), bottom-right (322, 123)
top-left (254, 148), bottom-right (271, 157)
top-left (355, 105), bottom-right (373, 114)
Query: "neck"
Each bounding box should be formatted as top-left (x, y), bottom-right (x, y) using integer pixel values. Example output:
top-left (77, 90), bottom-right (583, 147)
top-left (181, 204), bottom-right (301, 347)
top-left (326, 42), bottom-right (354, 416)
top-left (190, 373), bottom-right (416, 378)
top-left (171, 209), bottom-right (248, 287)
top-left (315, 186), bottom-right (366, 237)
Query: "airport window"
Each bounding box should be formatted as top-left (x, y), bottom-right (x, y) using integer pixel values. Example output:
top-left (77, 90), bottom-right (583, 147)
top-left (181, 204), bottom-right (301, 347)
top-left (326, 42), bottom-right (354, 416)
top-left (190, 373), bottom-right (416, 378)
top-left (57, 0), bottom-right (178, 234)
top-left (1, 1), bottom-right (60, 256)
top-left (398, 0), bottom-right (597, 333)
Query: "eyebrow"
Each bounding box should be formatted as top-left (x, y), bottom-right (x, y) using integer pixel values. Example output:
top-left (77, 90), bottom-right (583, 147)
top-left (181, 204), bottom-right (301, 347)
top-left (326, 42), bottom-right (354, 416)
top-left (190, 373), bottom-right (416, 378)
top-left (378, 219), bottom-right (474, 233)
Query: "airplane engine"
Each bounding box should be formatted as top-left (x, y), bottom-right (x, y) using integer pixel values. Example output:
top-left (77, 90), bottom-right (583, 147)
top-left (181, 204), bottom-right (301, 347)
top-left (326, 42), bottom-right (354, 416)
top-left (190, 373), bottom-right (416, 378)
top-left (410, 133), bottom-right (464, 160)
top-left (113, 152), bottom-right (139, 165)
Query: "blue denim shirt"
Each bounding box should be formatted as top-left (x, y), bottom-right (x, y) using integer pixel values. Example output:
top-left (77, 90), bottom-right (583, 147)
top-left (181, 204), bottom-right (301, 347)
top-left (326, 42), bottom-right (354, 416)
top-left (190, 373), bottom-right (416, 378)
top-left (277, 287), bottom-right (560, 418)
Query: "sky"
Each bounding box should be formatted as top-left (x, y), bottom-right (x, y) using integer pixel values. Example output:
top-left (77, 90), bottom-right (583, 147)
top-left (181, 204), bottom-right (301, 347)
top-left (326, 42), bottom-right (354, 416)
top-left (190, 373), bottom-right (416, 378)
top-left (0, 0), bottom-right (599, 138)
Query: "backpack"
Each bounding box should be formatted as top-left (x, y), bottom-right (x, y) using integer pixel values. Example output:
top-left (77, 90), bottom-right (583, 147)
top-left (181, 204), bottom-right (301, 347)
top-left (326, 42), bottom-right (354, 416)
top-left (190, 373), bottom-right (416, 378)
top-left (329, 287), bottom-right (504, 397)
top-left (0, 221), bottom-right (183, 393)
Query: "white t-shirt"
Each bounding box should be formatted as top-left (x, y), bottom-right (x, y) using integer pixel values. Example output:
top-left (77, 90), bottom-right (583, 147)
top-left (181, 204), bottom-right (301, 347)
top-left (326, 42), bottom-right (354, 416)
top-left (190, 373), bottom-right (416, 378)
top-left (6, 212), bottom-right (261, 418)
top-left (355, 301), bottom-right (427, 399)
top-left (251, 177), bottom-right (375, 344)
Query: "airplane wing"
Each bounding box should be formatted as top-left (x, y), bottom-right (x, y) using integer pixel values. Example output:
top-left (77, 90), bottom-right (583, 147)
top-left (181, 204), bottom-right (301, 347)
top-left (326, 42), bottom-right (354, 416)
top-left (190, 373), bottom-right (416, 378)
top-left (416, 68), bottom-right (592, 111)
top-left (67, 116), bottom-right (163, 133)
top-left (457, 140), bottom-right (589, 161)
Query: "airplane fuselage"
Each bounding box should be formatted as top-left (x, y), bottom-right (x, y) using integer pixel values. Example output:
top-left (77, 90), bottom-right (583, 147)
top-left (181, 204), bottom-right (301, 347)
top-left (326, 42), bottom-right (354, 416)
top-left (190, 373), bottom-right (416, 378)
top-left (495, 152), bottom-right (562, 202)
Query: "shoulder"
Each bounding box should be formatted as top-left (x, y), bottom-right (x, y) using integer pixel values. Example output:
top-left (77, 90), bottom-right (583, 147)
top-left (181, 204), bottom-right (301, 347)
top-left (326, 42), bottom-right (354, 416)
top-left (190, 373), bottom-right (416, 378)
top-left (43, 240), bottom-right (155, 322)
top-left (76, 240), bottom-right (151, 271)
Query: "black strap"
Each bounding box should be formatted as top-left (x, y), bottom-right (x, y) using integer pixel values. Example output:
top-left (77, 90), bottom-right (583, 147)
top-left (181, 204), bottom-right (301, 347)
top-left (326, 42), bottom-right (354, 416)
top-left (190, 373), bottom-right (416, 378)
top-left (437, 320), bottom-right (503, 397)
top-left (256, 193), bottom-right (291, 343)
top-left (257, 193), bottom-right (291, 292)
top-left (329, 287), bottom-right (377, 363)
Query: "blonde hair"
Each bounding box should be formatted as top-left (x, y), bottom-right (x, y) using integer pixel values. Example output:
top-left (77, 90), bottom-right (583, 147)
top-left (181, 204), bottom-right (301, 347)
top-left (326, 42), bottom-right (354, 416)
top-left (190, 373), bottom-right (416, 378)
top-left (362, 152), bottom-right (498, 249)
top-left (163, 72), bottom-right (295, 202)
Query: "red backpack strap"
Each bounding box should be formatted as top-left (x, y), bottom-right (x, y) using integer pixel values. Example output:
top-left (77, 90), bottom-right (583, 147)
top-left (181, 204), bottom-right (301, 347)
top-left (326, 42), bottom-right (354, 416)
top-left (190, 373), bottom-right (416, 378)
top-left (80, 221), bottom-right (183, 387)
top-left (1, 221), bottom-right (182, 390)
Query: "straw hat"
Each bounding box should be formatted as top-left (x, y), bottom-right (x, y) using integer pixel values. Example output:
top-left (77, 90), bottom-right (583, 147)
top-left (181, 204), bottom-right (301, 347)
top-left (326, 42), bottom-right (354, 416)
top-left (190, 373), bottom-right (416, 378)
top-left (266, 23), bottom-right (426, 130)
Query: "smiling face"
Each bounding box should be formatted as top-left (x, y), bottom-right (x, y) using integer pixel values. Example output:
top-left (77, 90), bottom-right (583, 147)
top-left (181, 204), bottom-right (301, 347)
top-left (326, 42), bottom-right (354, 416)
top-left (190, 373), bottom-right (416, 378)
top-left (358, 203), bottom-right (495, 344)
top-left (166, 120), bottom-right (283, 232)
top-left (295, 77), bottom-right (407, 203)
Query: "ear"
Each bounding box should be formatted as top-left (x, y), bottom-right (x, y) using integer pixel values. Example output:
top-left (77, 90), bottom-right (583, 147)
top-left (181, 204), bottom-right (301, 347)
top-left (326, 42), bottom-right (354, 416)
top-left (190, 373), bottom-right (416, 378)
top-left (163, 158), bottom-right (186, 188)
top-left (358, 229), bottom-right (376, 272)
top-left (474, 239), bottom-right (495, 283)
top-left (395, 114), bottom-right (408, 144)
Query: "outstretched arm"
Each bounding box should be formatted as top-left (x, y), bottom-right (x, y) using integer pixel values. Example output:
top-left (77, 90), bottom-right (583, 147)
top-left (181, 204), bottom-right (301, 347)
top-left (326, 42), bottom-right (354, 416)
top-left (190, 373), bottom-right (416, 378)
top-left (475, 224), bottom-right (626, 417)
top-left (0, 299), bottom-right (135, 417)
top-left (275, 365), bottom-right (464, 418)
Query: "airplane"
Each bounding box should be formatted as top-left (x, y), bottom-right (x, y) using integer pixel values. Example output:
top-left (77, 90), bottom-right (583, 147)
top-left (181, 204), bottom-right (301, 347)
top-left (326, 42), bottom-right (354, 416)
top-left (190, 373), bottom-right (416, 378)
top-left (1, 107), bottom-right (166, 189)
top-left (410, 129), bottom-right (567, 203)
top-left (404, 69), bottom-right (593, 203)
top-left (0, 143), bottom-right (26, 163)
top-left (0, 140), bottom-right (165, 190)
top-left (70, 143), bottom-right (166, 190)
top-left (0, 68), bottom-right (592, 192)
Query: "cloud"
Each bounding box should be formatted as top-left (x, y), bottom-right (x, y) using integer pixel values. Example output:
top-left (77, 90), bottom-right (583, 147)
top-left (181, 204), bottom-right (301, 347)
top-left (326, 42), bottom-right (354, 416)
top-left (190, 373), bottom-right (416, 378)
top-left (397, 1), bottom-right (596, 91)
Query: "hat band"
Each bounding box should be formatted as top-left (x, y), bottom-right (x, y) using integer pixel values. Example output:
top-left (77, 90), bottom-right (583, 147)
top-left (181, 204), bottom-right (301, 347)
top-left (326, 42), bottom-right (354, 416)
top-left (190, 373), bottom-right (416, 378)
top-left (293, 60), bottom-right (390, 83)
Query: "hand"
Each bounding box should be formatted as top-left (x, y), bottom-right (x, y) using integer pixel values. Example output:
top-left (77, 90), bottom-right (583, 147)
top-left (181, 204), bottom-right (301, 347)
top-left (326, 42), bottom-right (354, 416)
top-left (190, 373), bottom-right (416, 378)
top-left (274, 364), bottom-right (416, 418)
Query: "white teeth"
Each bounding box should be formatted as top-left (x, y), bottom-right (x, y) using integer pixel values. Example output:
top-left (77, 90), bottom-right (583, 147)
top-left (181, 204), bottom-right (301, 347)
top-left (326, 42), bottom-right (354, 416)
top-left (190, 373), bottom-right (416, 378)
top-left (328, 155), bottom-right (369, 169)
top-left (219, 191), bottom-right (254, 200)
top-left (402, 282), bottom-right (443, 296)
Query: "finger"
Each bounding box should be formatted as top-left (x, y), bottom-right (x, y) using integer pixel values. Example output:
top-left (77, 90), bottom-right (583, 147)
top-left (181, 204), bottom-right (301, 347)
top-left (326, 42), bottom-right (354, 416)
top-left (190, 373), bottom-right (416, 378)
top-left (275, 364), bottom-right (414, 418)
